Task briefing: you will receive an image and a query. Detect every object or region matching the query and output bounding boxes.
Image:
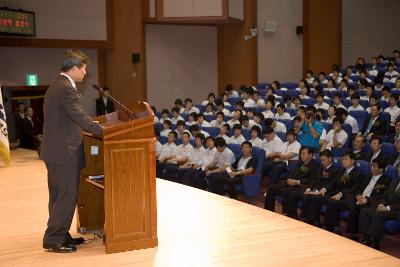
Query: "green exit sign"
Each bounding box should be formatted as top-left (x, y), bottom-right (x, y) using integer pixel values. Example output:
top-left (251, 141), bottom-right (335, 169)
top-left (26, 74), bottom-right (38, 86)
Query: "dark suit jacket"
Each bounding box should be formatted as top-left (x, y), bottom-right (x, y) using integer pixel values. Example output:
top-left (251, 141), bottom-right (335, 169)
top-left (309, 163), bottom-right (341, 193)
top-left (40, 75), bottom-right (103, 168)
top-left (96, 97), bottom-right (115, 116)
top-left (356, 174), bottom-right (391, 206)
top-left (378, 179), bottom-right (400, 211)
top-left (387, 133), bottom-right (400, 144)
top-left (353, 149), bottom-right (371, 162)
top-left (330, 166), bottom-right (364, 199)
top-left (290, 159), bottom-right (322, 187)
top-left (361, 115), bottom-right (387, 136)
top-left (20, 117), bottom-right (36, 149)
top-left (389, 153), bottom-right (400, 165)
top-left (370, 150), bottom-right (388, 164)
top-left (14, 112), bottom-right (24, 141)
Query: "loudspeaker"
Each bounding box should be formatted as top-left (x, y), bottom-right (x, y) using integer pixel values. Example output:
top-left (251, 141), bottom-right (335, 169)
top-left (296, 26), bottom-right (303, 35)
top-left (132, 53), bottom-right (140, 64)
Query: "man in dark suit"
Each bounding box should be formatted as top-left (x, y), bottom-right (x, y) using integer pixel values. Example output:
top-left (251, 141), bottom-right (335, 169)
top-left (387, 120), bottom-right (400, 144)
top-left (14, 102), bottom-right (25, 145)
top-left (359, 104), bottom-right (386, 141)
top-left (96, 87), bottom-right (115, 116)
top-left (345, 159), bottom-right (391, 239)
top-left (322, 152), bottom-right (365, 233)
top-left (358, 173), bottom-right (400, 250)
top-left (368, 136), bottom-right (388, 164)
top-left (264, 146), bottom-right (322, 213)
top-left (20, 106), bottom-right (39, 150)
top-left (40, 50), bottom-right (103, 253)
top-left (300, 149), bottom-right (341, 224)
top-left (352, 135), bottom-right (371, 162)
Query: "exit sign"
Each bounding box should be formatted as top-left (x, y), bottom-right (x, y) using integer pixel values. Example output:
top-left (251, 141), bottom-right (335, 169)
top-left (26, 74), bottom-right (38, 86)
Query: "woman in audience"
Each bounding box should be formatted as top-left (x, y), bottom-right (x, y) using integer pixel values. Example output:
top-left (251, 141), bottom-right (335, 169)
top-left (305, 70), bottom-right (315, 84)
top-left (201, 92), bottom-right (216, 106)
top-left (275, 103), bottom-right (291, 120)
top-left (381, 86), bottom-right (391, 102)
top-left (204, 103), bottom-right (214, 116)
top-left (170, 107), bottom-right (185, 124)
top-left (229, 124), bottom-right (246, 145)
top-left (225, 84), bottom-right (239, 98)
top-left (348, 94), bottom-right (365, 112)
top-left (215, 100), bottom-right (231, 116)
top-left (160, 120), bottom-right (172, 137)
top-left (159, 109), bottom-right (171, 124)
top-left (217, 123), bottom-right (231, 144)
top-left (325, 106), bottom-right (337, 124)
top-left (283, 95), bottom-right (296, 109)
top-left (293, 96), bottom-right (302, 110)
top-left (220, 92), bottom-right (232, 107)
top-left (249, 126), bottom-right (263, 148)
top-left (252, 112), bottom-right (264, 130)
top-left (197, 113), bottom-right (211, 127)
top-left (210, 111), bottom-right (225, 128)
top-left (323, 117), bottom-right (348, 151)
top-left (252, 90), bottom-right (266, 108)
top-left (186, 112), bottom-right (198, 126)
top-left (262, 100), bottom-right (275, 119)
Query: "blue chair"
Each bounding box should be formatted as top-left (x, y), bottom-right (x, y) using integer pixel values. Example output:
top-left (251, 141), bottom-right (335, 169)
top-left (276, 132), bottom-right (287, 142)
top-left (242, 129), bottom-right (251, 141)
top-left (286, 108), bottom-right (296, 117)
top-left (360, 100), bottom-right (370, 109)
top-left (332, 147), bottom-right (351, 157)
top-left (202, 127), bottom-right (219, 138)
top-left (175, 138), bottom-right (182, 145)
top-left (278, 119), bottom-right (293, 131)
top-left (281, 82), bottom-right (297, 90)
top-left (380, 112), bottom-right (391, 134)
top-left (301, 98), bottom-right (316, 106)
top-left (342, 99), bottom-right (351, 108)
top-left (155, 123), bottom-right (163, 133)
top-left (189, 139), bottom-right (196, 147)
top-left (349, 110), bottom-right (369, 130)
top-left (285, 90), bottom-right (300, 98)
top-left (158, 136), bottom-right (168, 144)
top-left (342, 124), bottom-right (352, 147)
top-left (381, 143), bottom-right (397, 159)
top-left (204, 114), bottom-right (215, 122)
top-left (227, 143), bottom-right (242, 160)
top-left (356, 160), bottom-right (371, 177)
top-left (323, 122), bottom-right (333, 132)
top-left (227, 97), bottom-right (241, 106)
top-left (384, 165), bottom-right (399, 180)
top-left (257, 83), bottom-right (267, 90)
top-left (333, 157), bottom-right (343, 168)
top-left (194, 104), bottom-right (204, 113)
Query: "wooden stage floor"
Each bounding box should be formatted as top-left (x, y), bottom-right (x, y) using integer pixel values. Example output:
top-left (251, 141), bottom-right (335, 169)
top-left (1, 149), bottom-right (399, 267)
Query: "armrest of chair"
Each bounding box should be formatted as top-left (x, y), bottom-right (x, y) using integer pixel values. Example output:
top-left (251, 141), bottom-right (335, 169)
top-left (242, 173), bottom-right (262, 197)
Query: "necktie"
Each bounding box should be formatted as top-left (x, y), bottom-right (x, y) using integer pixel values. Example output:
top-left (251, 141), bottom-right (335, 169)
top-left (364, 118), bottom-right (375, 137)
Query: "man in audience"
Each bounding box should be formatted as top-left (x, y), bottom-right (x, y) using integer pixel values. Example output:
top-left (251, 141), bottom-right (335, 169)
top-left (182, 136), bottom-right (216, 188)
top-left (323, 117), bottom-right (348, 150)
top-left (252, 90), bottom-right (266, 108)
top-left (189, 125), bottom-right (209, 139)
top-left (229, 124), bottom-right (246, 145)
top-left (348, 94), bottom-right (364, 112)
top-left (186, 112), bottom-right (198, 126)
top-left (156, 131), bottom-right (178, 178)
top-left (388, 120), bottom-right (400, 144)
top-left (300, 149), bottom-right (341, 225)
top-left (332, 93), bottom-right (346, 110)
top-left (160, 120), bottom-right (172, 137)
top-left (359, 104), bottom-right (386, 140)
top-left (227, 110), bottom-right (242, 128)
top-left (170, 107), bottom-right (184, 125)
top-left (322, 153), bottom-right (364, 233)
top-left (175, 120), bottom-right (192, 139)
top-left (197, 113), bottom-right (211, 127)
top-left (261, 126), bottom-right (284, 161)
top-left (201, 93), bottom-right (216, 106)
top-left (264, 118), bottom-right (287, 133)
top-left (163, 132), bottom-right (194, 181)
top-left (210, 111), bottom-right (225, 128)
top-left (174, 98), bottom-right (185, 113)
top-left (159, 109), bottom-right (171, 124)
top-left (352, 135), bottom-right (371, 161)
top-left (209, 141), bottom-right (257, 199)
top-left (183, 98), bottom-right (200, 114)
top-left (240, 115), bottom-right (254, 131)
top-left (242, 87), bottom-right (256, 108)
top-left (263, 129), bottom-right (301, 185)
top-left (369, 136), bottom-right (387, 164)
top-left (264, 147), bottom-right (321, 213)
top-left (95, 87), bottom-right (115, 116)
top-left (345, 159), bottom-right (391, 239)
top-left (384, 95), bottom-right (400, 127)
top-left (217, 123), bottom-right (231, 144)
top-left (249, 126), bottom-right (263, 148)
top-left (298, 107), bottom-right (323, 152)
top-left (358, 165), bottom-right (400, 250)
top-left (314, 93), bottom-right (329, 111)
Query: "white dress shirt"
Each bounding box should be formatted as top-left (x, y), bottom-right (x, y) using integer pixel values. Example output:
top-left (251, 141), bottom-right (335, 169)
top-left (262, 135), bottom-right (284, 156)
top-left (229, 135), bottom-right (246, 145)
top-left (326, 129), bottom-right (348, 148)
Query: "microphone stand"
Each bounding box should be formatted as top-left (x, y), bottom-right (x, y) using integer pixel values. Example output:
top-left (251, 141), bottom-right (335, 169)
top-left (94, 85), bottom-right (137, 120)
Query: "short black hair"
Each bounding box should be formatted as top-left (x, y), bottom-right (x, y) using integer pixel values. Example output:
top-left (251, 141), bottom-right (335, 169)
top-left (162, 109), bottom-right (169, 115)
top-left (175, 98), bottom-right (183, 105)
top-left (300, 146), bottom-right (313, 155)
top-left (233, 124), bottom-right (242, 131)
top-left (222, 123), bottom-right (230, 131)
top-left (185, 98), bottom-right (193, 103)
top-left (181, 132), bottom-right (191, 138)
top-left (195, 133), bottom-right (206, 142)
top-left (286, 129), bottom-right (296, 137)
top-left (163, 120), bottom-right (172, 127)
top-left (343, 152), bottom-right (356, 161)
top-left (176, 120), bottom-right (186, 127)
top-left (251, 125), bottom-right (261, 134)
top-left (319, 149), bottom-right (333, 158)
top-left (60, 49), bottom-right (90, 71)
top-left (371, 158), bottom-right (387, 169)
top-left (370, 135), bottom-right (382, 144)
top-left (264, 118), bottom-right (275, 127)
top-left (214, 137), bottom-right (227, 147)
top-left (350, 94), bottom-right (360, 100)
top-left (332, 116), bottom-right (344, 125)
top-left (241, 141), bottom-right (252, 148)
top-left (171, 107), bottom-right (180, 113)
top-left (277, 103), bottom-right (285, 110)
top-left (263, 126), bottom-right (274, 134)
top-left (168, 131), bottom-right (177, 139)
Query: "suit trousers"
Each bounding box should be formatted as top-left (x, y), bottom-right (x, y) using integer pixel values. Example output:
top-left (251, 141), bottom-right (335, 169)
top-left (324, 198), bottom-right (353, 229)
top-left (345, 203), bottom-right (368, 233)
top-left (208, 172), bottom-right (242, 198)
top-left (358, 207), bottom-right (400, 239)
top-left (302, 194), bottom-right (326, 224)
top-left (43, 162), bottom-right (80, 244)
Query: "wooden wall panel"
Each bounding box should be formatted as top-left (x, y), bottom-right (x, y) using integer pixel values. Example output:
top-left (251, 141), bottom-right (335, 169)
top-left (217, 0), bottom-right (257, 93)
top-left (303, 0), bottom-right (342, 75)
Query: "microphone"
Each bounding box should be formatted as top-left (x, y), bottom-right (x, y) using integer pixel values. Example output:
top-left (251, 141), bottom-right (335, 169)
top-left (92, 84), bottom-right (136, 120)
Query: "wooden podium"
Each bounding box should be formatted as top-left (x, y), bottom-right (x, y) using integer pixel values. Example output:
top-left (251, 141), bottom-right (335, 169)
top-left (77, 101), bottom-right (158, 254)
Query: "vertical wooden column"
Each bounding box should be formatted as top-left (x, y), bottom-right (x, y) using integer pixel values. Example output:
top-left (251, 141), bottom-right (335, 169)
top-left (104, 0), bottom-right (147, 105)
top-left (217, 0), bottom-right (257, 94)
top-left (303, 0), bottom-right (342, 75)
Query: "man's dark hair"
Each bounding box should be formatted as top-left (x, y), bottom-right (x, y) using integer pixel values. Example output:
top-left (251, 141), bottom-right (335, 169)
top-left (222, 123), bottom-right (230, 131)
top-left (333, 116), bottom-right (344, 125)
top-left (242, 141), bottom-right (252, 148)
top-left (175, 98), bottom-right (183, 106)
top-left (163, 120), bottom-right (172, 127)
top-left (319, 149), bottom-right (333, 158)
top-left (176, 120), bottom-right (186, 127)
top-left (171, 107), bottom-right (180, 113)
top-left (251, 125), bottom-right (261, 134)
top-left (300, 146), bottom-right (313, 155)
top-left (195, 133), bottom-right (206, 142)
top-left (214, 137), bottom-right (227, 147)
top-left (61, 49), bottom-right (90, 71)
top-left (263, 126), bottom-right (274, 135)
top-left (233, 124), bottom-right (242, 131)
top-left (264, 118), bottom-right (275, 127)
top-left (168, 130), bottom-right (177, 139)
top-left (343, 152), bottom-right (357, 161)
top-left (372, 158), bottom-right (387, 170)
top-left (370, 135), bottom-right (382, 144)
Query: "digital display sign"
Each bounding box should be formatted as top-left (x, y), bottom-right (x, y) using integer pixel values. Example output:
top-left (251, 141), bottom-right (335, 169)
top-left (0, 7), bottom-right (35, 36)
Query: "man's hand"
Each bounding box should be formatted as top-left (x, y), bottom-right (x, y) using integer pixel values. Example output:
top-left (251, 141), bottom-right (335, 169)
top-left (319, 188), bottom-right (327, 196)
top-left (376, 204), bottom-right (389, 212)
top-left (331, 193), bottom-right (341, 201)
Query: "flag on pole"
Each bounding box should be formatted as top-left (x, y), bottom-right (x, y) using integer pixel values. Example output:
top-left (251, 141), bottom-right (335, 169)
top-left (0, 86), bottom-right (10, 166)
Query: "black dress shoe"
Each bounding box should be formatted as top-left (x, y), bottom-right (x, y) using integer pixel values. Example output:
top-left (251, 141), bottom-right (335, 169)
top-left (65, 233), bottom-right (85, 246)
top-left (43, 242), bottom-right (77, 253)
top-left (349, 234), bottom-right (360, 242)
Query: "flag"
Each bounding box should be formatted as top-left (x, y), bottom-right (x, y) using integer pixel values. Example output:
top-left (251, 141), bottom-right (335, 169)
top-left (0, 86), bottom-right (10, 166)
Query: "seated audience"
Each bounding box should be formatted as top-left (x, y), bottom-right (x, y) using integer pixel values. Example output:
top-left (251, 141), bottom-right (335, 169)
top-left (249, 126), bottom-right (263, 148)
top-left (229, 124), bottom-right (246, 145)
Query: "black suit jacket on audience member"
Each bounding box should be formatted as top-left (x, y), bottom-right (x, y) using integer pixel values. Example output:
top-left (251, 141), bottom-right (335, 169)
top-left (389, 153), bottom-right (400, 165)
top-left (330, 166), bottom-right (364, 199)
top-left (289, 159), bottom-right (322, 187)
top-left (309, 163), bottom-right (341, 193)
top-left (370, 150), bottom-right (388, 164)
top-left (356, 174), bottom-right (391, 206)
top-left (361, 115), bottom-right (387, 136)
top-left (387, 133), bottom-right (400, 144)
top-left (20, 117), bottom-right (37, 149)
top-left (353, 149), bottom-right (371, 162)
top-left (14, 113), bottom-right (24, 141)
top-left (96, 97), bottom-right (115, 116)
top-left (377, 179), bottom-right (400, 211)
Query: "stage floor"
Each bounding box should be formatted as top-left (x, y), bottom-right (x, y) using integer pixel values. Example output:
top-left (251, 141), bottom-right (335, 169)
top-left (0, 149), bottom-right (399, 267)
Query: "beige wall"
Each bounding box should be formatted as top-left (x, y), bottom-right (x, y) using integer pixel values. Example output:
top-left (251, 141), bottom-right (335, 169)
top-left (342, 0), bottom-right (400, 66)
top-left (0, 47), bottom-right (99, 115)
top-left (0, 0), bottom-right (107, 40)
top-left (163, 0), bottom-right (223, 17)
top-left (257, 0), bottom-right (303, 83)
top-left (145, 24), bottom-right (218, 110)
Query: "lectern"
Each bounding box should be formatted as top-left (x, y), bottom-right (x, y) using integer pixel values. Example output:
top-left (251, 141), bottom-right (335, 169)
top-left (77, 101), bottom-right (157, 254)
